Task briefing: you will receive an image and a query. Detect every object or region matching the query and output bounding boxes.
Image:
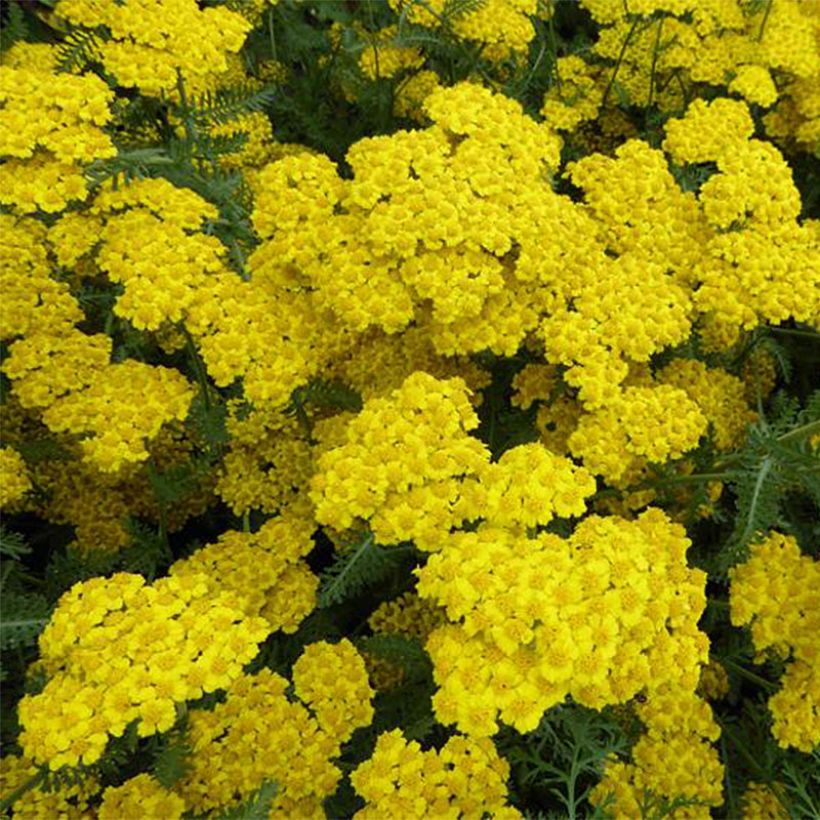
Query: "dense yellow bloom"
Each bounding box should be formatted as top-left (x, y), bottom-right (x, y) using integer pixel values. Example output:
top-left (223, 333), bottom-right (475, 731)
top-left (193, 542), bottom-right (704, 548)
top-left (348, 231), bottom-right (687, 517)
top-left (176, 646), bottom-right (373, 816)
top-left (386, 0), bottom-right (538, 60)
top-left (19, 572), bottom-right (269, 769)
top-left (0, 215), bottom-right (83, 340)
top-left (741, 781), bottom-right (789, 819)
top-left (57, 0), bottom-right (251, 95)
top-left (0, 65), bottom-right (115, 162)
top-left (568, 384), bottom-right (707, 485)
top-left (659, 359), bottom-right (756, 451)
top-left (216, 409), bottom-right (314, 516)
top-left (292, 639), bottom-right (375, 742)
top-left (351, 729), bottom-right (519, 818)
top-left (418, 509), bottom-right (709, 735)
top-left (730, 532), bottom-right (820, 751)
top-left (311, 372), bottom-right (594, 549)
top-left (99, 774), bottom-right (185, 820)
top-left (0, 446), bottom-right (32, 509)
top-left (171, 514), bottom-right (317, 633)
top-left (0, 754), bottom-right (98, 818)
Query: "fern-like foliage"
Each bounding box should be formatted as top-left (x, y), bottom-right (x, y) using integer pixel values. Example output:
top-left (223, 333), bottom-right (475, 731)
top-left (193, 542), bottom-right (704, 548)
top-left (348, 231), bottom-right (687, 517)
top-left (357, 634), bottom-right (437, 740)
top-left (0, 592), bottom-right (51, 652)
top-left (85, 148), bottom-right (174, 190)
top-left (189, 84), bottom-right (277, 127)
top-left (55, 26), bottom-right (106, 73)
top-left (357, 634), bottom-right (433, 682)
top-left (209, 780), bottom-right (278, 820)
top-left (286, 377), bottom-right (363, 439)
top-left (116, 520), bottom-right (173, 580)
top-left (288, 378), bottom-right (364, 415)
top-left (152, 726), bottom-right (192, 788)
top-left (0, 2), bottom-right (28, 53)
top-left (498, 704), bottom-right (631, 819)
top-left (442, 0), bottom-right (488, 22)
top-left (0, 527), bottom-right (30, 560)
top-left (317, 533), bottom-right (416, 608)
top-left (186, 393), bottom-right (230, 455)
top-left (717, 390), bottom-right (820, 572)
top-left (780, 748), bottom-right (820, 818)
top-left (147, 457), bottom-right (213, 507)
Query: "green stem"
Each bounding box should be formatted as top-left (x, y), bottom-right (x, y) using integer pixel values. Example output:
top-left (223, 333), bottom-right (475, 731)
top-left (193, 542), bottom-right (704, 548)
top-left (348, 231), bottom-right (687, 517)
top-left (0, 769), bottom-right (48, 813)
top-left (650, 471), bottom-right (729, 487)
top-left (175, 69), bottom-right (196, 152)
top-left (268, 7), bottom-right (277, 62)
top-left (600, 16), bottom-right (642, 109)
top-left (718, 719), bottom-right (770, 780)
top-left (546, 3), bottom-right (562, 93)
top-left (722, 657), bottom-right (778, 692)
top-left (183, 328), bottom-right (211, 411)
top-left (778, 418), bottom-right (820, 445)
top-left (769, 326), bottom-right (819, 340)
top-left (757, 0), bottom-right (773, 42)
top-left (647, 16), bottom-right (664, 108)
top-left (242, 511), bottom-right (250, 533)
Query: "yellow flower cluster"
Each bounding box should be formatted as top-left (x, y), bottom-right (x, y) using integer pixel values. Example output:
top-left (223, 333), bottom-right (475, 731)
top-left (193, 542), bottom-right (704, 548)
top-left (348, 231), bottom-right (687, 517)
top-left (97, 208), bottom-right (227, 331)
top-left (386, 0), bottom-right (538, 61)
top-left (0, 149), bottom-right (89, 216)
top-left (1, 215), bottom-right (83, 339)
top-left (176, 641), bottom-right (374, 817)
top-left (357, 25), bottom-right (425, 80)
top-left (19, 572), bottom-right (269, 769)
top-left (418, 509), bottom-right (709, 735)
top-left (350, 729), bottom-right (519, 818)
top-left (216, 407), bottom-right (314, 516)
top-left (56, 0), bottom-right (251, 95)
top-left (0, 65), bottom-right (114, 162)
top-left (572, 0), bottom-right (820, 149)
top-left (212, 111), bottom-right (276, 169)
top-left (698, 657), bottom-right (730, 701)
top-left (741, 781), bottom-right (789, 819)
top-left (327, 325), bottom-right (490, 405)
top-left (369, 591), bottom-right (447, 642)
top-left (541, 54), bottom-right (608, 131)
top-left (43, 359), bottom-right (194, 472)
top-left (730, 532), bottom-right (820, 752)
top-left (292, 639), bottom-right (375, 742)
top-left (510, 363), bottom-right (558, 410)
top-left (591, 687), bottom-right (724, 816)
top-left (663, 98), bottom-right (820, 344)
top-left (742, 347), bottom-right (778, 404)
top-left (310, 371), bottom-right (485, 548)
top-left (1, 420), bottom-right (210, 555)
top-left (0, 446), bottom-right (32, 509)
top-left (394, 70), bottom-right (442, 121)
top-left (311, 372), bottom-right (594, 549)
top-left (170, 514), bottom-right (317, 633)
top-left (0, 58), bottom-right (116, 214)
top-left (568, 384), bottom-right (707, 485)
top-left (251, 83), bottom-right (565, 356)
top-left (659, 359), bottom-right (756, 451)
top-left (0, 754), bottom-right (98, 818)
top-left (99, 774), bottom-right (186, 820)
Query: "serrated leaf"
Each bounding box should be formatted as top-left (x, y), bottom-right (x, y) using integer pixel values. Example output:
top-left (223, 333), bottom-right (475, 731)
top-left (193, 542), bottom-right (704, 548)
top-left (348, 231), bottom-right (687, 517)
top-left (153, 729), bottom-right (192, 788)
top-left (190, 84), bottom-right (277, 128)
top-left (357, 634), bottom-right (432, 682)
top-left (318, 534), bottom-right (413, 608)
top-left (211, 780), bottom-right (278, 820)
top-left (0, 528), bottom-right (30, 560)
top-left (0, 593), bottom-right (50, 651)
